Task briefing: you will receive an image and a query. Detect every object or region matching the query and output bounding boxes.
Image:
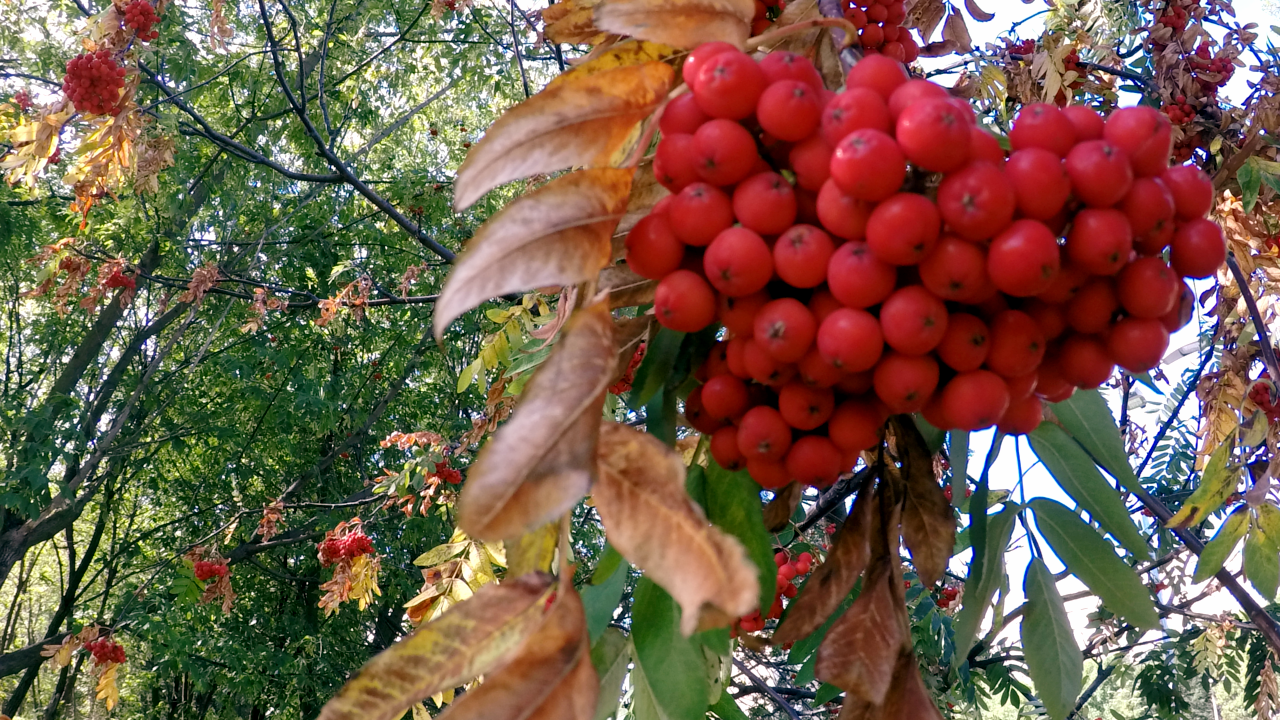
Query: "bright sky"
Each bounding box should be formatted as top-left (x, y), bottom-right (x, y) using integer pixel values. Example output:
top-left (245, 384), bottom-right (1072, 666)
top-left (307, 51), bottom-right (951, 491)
top-left (913, 0), bottom-right (1280, 650)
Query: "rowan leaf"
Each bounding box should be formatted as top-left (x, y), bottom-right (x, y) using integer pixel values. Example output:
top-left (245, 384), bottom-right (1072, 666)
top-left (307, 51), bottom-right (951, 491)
top-left (941, 5), bottom-right (972, 51)
top-left (594, 0), bottom-right (754, 50)
top-left (543, 0), bottom-right (606, 44)
top-left (953, 504), bottom-right (1017, 659)
top-left (591, 628), bottom-right (630, 720)
top-left (1020, 558), bottom-right (1082, 720)
top-left (763, 481), bottom-right (804, 533)
top-left (617, 157), bottom-right (668, 237)
top-left (599, 263), bottom-right (657, 309)
top-left (815, 560), bottom-right (904, 705)
top-left (524, 641), bottom-right (600, 720)
top-left (1167, 430), bottom-right (1239, 530)
top-left (507, 522), bottom-right (560, 576)
top-left (963, 0), bottom-right (993, 20)
top-left (1030, 499), bottom-right (1159, 631)
top-left (898, 419), bottom-right (955, 586)
top-left (631, 578), bottom-right (712, 720)
top-left (436, 585), bottom-right (593, 720)
top-left (583, 546), bottom-right (629, 642)
top-left (1028, 423), bottom-right (1150, 558)
top-left (1050, 390), bottom-right (1140, 493)
top-left (880, 651), bottom-right (945, 720)
top-left (1192, 506), bottom-right (1249, 582)
top-left (548, 40), bottom-right (681, 90)
top-left (1258, 504), bottom-right (1280, 548)
top-left (628, 326), bottom-right (684, 410)
top-left (453, 63), bottom-right (671, 210)
top-left (594, 422), bottom-right (758, 634)
top-left (704, 461), bottom-right (777, 614)
top-left (457, 302), bottom-right (614, 541)
top-left (317, 573), bottom-right (554, 720)
top-left (774, 484), bottom-right (874, 645)
top-left (1245, 520), bottom-right (1280, 600)
top-left (435, 169), bottom-right (632, 339)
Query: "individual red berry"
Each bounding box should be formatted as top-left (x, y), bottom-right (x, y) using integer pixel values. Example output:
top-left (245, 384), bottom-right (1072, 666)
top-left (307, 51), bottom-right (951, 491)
top-left (866, 193), bottom-right (940, 265)
top-left (694, 120), bottom-right (760, 186)
top-left (821, 88), bottom-right (891, 147)
top-left (969, 127), bottom-right (1006, 165)
top-left (704, 227), bottom-right (774, 296)
top-left (1066, 209), bottom-right (1133, 276)
top-left (660, 92), bottom-right (710, 135)
top-left (828, 398), bottom-right (884, 453)
top-left (685, 386), bottom-right (727, 434)
top-left (987, 219), bottom-right (1060, 296)
top-left (985, 310), bottom-right (1045, 378)
top-left (936, 162), bottom-right (1016, 241)
top-left (830, 128), bottom-right (907, 202)
top-left (816, 179), bottom-right (872, 240)
top-left (786, 435), bottom-right (843, 488)
top-left (1005, 148), bottom-right (1071, 220)
top-left (817, 307), bottom-right (884, 372)
top-left (668, 182), bottom-right (734, 246)
top-left (1103, 106), bottom-right (1173, 177)
top-left (1162, 165), bottom-right (1214, 219)
top-left (758, 51), bottom-right (825, 91)
top-left (1116, 257), bottom-right (1179, 318)
top-left (879, 285), bottom-right (948, 355)
top-left (845, 53), bottom-right (909, 101)
top-left (1107, 317), bottom-right (1169, 373)
top-left (719, 292), bottom-right (769, 338)
top-left (779, 382), bottom-right (836, 430)
top-left (998, 394), bottom-right (1044, 435)
top-left (654, 270), bottom-right (716, 332)
top-left (1170, 218), bottom-right (1225, 278)
top-left (625, 214), bottom-right (684, 280)
top-left (694, 50), bottom-right (768, 120)
top-left (919, 235), bottom-right (990, 302)
top-left (701, 375), bottom-right (750, 420)
top-left (654, 134), bottom-right (701, 191)
top-left (886, 79), bottom-right (949, 121)
top-left (936, 313), bottom-right (989, 372)
top-left (942, 370), bottom-right (1011, 431)
top-left (1061, 105), bottom-right (1104, 141)
top-left (873, 352), bottom-right (939, 413)
top-left (1122, 177), bottom-right (1177, 254)
top-left (1009, 103), bottom-right (1076, 158)
top-left (738, 406), bottom-right (793, 462)
top-left (895, 98), bottom-right (971, 172)
top-left (859, 24), bottom-right (884, 49)
top-left (798, 347), bottom-right (844, 387)
top-left (755, 299), bottom-right (818, 362)
top-left (758, 80), bottom-right (822, 141)
top-left (1065, 140), bottom-right (1134, 208)
top-left (790, 137), bottom-right (834, 192)
top-left (827, 240), bottom-right (897, 307)
top-left (1059, 335), bottom-right (1114, 388)
top-left (684, 44), bottom-right (738, 90)
top-left (1066, 278), bottom-right (1118, 334)
top-left (775, 224), bottom-right (836, 288)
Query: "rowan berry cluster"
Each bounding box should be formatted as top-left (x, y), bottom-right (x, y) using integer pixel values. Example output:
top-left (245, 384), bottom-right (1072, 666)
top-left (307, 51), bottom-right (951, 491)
top-left (608, 342), bottom-right (647, 395)
top-left (1189, 42), bottom-right (1235, 95)
top-left (1156, 5), bottom-right (1190, 32)
top-left (62, 50), bottom-right (127, 116)
top-left (84, 637), bottom-right (126, 665)
top-left (13, 89), bottom-right (32, 111)
top-left (1249, 374), bottom-right (1280, 423)
top-left (123, 0), bottom-right (161, 41)
top-left (1163, 94), bottom-right (1196, 125)
top-left (318, 529), bottom-right (374, 567)
top-left (840, 0), bottom-right (918, 62)
top-left (431, 457), bottom-right (463, 485)
top-left (935, 585), bottom-right (959, 609)
top-left (629, 47), bottom-right (1222, 491)
top-left (193, 559), bottom-right (229, 581)
top-left (737, 550), bottom-right (815, 633)
top-left (1006, 39), bottom-right (1034, 56)
top-left (941, 484), bottom-right (970, 502)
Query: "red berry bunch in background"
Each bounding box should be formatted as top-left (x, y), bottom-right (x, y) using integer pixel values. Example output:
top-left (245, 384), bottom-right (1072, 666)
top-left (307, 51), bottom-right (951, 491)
top-left (1006, 39), bottom-right (1035, 56)
top-left (841, 0), bottom-right (918, 62)
top-left (1189, 42), bottom-right (1234, 95)
top-left (1156, 5), bottom-right (1189, 32)
top-left (318, 528), bottom-right (374, 566)
top-left (432, 456), bottom-right (463, 485)
top-left (609, 342), bottom-right (647, 394)
top-left (1249, 374), bottom-right (1280, 423)
top-left (62, 50), bottom-right (127, 116)
top-left (631, 47), bottom-right (1223, 492)
top-left (84, 637), bottom-right (126, 665)
top-left (737, 550), bottom-right (815, 633)
top-left (13, 89), bottom-right (32, 111)
top-left (750, 0), bottom-right (784, 37)
top-left (1163, 94), bottom-right (1195, 125)
top-left (123, 0), bottom-right (161, 41)
top-left (941, 484), bottom-right (971, 502)
top-left (193, 559), bottom-right (229, 581)
top-left (935, 585), bottom-right (959, 609)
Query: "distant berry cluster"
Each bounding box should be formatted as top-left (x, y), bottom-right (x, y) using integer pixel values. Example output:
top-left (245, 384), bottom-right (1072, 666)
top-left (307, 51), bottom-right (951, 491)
top-left (737, 550), bottom-right (815, 633)
top-left (62, 50), bottom-right (126, 116)
top-left (193, 559), bottom-right (229, 582)
top-left (85, 637), bottom-right (126, 664)
top-left (318, 530), bottom-right (374, 567)
top-left (123, 0), bottom-right (161, 41)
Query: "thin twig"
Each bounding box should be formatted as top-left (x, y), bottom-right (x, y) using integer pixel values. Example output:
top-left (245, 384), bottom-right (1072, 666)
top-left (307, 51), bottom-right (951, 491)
top-left (733, 658), bottom-right (802, 720)
top-left (1227, 252), bottom-right (1280, 385)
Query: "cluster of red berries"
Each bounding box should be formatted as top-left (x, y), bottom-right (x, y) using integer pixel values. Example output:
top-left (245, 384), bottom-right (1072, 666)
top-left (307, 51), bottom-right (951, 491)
top-left (193, 559), bottom-right (229, 581)
top-left (737, 550), bottom-right (815, 633)
top-left (317, 530), bottom-right (374, 567)
top-left (608, 342), bottom-right (647, 394)
top-left (122, 0), bottom-right (161, 41)
top-left (431, 457), bottom-right (463, 485)
top-left (1189, 42), bottom-right (1235, 95)
top-left (84, 637), bottom-right (126, 665)
top-left (1156, 5), bottom-right (1190, 33)
top-left (629, 47), bottom-right (1223, 491)
top-left (840, 0), bottom-right (918, 62)
top-left (935, 585), bottom-right (959, 609)
top-left (750, 0), bottom-right (783, 37)
top-left (62, 50), bottom-right (127, 116)
top-left (1249, 375), bottom-right (1280, 422)
top-left (13, 89), bottom-right (32, 111)
top-left (103, 268), bottom-right (136, 289)
top-left (1007, 39), bottom-right (1035, 56)
top-left (1163, 94), bottom-right (1196, 125)
top-left (941, 484), bottom-right (970, 502)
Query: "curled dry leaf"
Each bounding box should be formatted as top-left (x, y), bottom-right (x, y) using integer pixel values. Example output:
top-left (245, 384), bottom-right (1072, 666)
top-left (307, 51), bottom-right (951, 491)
top-left (941, 5), bottom-right (971, 52)
top-left (918, 39), bottom-right (959, 57)
top-left (593, 422), bottom-right (758, 635)
top-left (773, 484), bottom-right (874, 645)
top-left (599, 263), bottom-right (657, 309)
top-left (880, 651), bottom-right (945, 720)
top-left (762, 481), bottom-right (805, 533)
top-left (542, 0), bottom-right (606, 44)
top-left (815, 559), bottom-right (905, 705)
top-left (896, 420), bottom-right (954, 587)
top-left (317, 573), bottom-right (554, 720)
top-left (435, 169), bottom-right (632, 340)
top-left (903, 0), bottom-right (946, 40)
top-left (594, 0), bottom-right (754, 50)
top-left (457, 301), bottom-right (615, 541)
top-left (436, 586), bottom-right (595, 720)
top-left (962, 0), bottom-right (993, 21)
top-left (453, 63), bottom-right (672, 210)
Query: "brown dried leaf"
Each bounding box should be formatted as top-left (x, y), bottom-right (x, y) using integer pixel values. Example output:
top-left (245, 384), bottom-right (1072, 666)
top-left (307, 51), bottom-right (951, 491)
top-left (903, 0), bottom-right (945, 39)
top-left (941, 5), bottom-right (971, 52)
top-left (962, 0), bottom-right (992, 21)
top-left (435, 169), bottom-right (632, 341)
top-left (543, 0), bottom-right (606, 44)
top-left (880, 651), bottom-right (945, 720)
top-left (594, 422), bottom-right (758, 634)
top-left (594, 0), bottom-right (753, 50)
top-left (523, 643), bottom-right (599, 720)
top-left (815, 560), bottom-right (904, 705)
top-left (454, 63), bottom-right (671, 209)
top-left (599, 263), bottom-right (657, 308)
top-left (762, 482), bottom-right (805, 533)
top-left (506, 522), bottom-right (560, 577)
top-left (436, 587), bottom-right (593, 720)
top-left (774, 486), bottom-right (875, 645)
top-left (895, 420), bottom-right (954, 587)
top-left (457, 302), bottom-right (615, 541)
top-left (317, 573), bottom-right (554, 720)
top-left (610, 315), bottom-right (653, 381)
top-left (918, 39), bottom-right (958, 56)
top-left (615, 157), bottom-right (668, 238)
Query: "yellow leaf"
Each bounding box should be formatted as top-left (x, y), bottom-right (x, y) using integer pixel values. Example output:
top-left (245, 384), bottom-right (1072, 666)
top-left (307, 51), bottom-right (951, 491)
top-left (593, 422), bottom-right (758, 635)
top-left (548, 40), bottom-right (680, 91)
top-left (543, 0), bottom-right (607, 44)
top-left (435, 169), bottom-right (632, 340)
top-left (318, 573), bottom-right (554, 720)
top-left (457, 301), bottom-right (616, 541)
top-left (415, 542), bottom-right (469, 567)
top-left (453, 63), bottom-right (670, 210)
top-left (1168, 430), bottom-right (1239, 530)
top-left (594, 0), bottom-right (754, 50)
top-left (96, 663), bottom-right (120, 711)
top-left (411, 702), bottom-right (431, 720)
top-left (506, 522), bottom-right (560, 576)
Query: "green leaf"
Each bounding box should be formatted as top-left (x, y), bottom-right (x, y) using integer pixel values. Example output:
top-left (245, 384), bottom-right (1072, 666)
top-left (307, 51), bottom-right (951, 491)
top-left (591, 628), bottom-right (630, 720)
top-left (686, 463), bottom-right (708, 512)
top-left (812, 683), bottom-right (842, 706)
top-left (1028, 424), bottom-right (1150, 558)
top-left (1030, 499), bottom-right (1159, 631)
top-left (954, 504), bottom-right (1018, 660)
top-left (1262, 171), bottom-right (1280, 196)
top-left (583, 546), bottom-right (630, 643)
top-left (645, 385), bottom-right (678, 447)
top-left (1167, 430), bottom-right (1239, 529)
top-left (1258, 504), bottom-right (1280, 551)
top-left (1193, 507), bottom-right (1249, 582)
top-left (1245, 521), bottom-right (1280, 600)
top-left (1050, 390), bottom-right (1140, 493)
top-left (628, 327), bottom-right (684, 411)
top-left (1020, 557), bottom-right (1082, 720)
top-left (1239, 158), bottom-right (1262, 213)
top-left (950, 430), bottom-right (969, 509)
top-left (708, 688), bottom-right (751, 720)
top-left (705, 461), bottom-right (777, 615)
top-left (631, 578), bottom-right (710, 720)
